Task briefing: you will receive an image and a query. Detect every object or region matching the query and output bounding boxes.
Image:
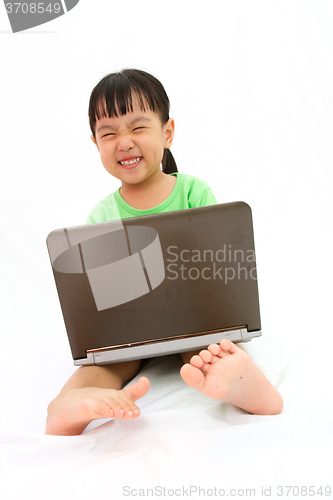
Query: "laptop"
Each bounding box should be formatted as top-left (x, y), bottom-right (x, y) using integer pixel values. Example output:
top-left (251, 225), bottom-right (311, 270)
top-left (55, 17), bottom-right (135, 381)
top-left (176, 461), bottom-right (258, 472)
top-left (46, 201), bottom-right (262, 366)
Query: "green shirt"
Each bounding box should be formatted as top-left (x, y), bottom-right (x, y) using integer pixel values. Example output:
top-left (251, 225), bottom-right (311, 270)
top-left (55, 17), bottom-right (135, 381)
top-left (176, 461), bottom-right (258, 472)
top-left (86, 173), bottom-right (218, 224)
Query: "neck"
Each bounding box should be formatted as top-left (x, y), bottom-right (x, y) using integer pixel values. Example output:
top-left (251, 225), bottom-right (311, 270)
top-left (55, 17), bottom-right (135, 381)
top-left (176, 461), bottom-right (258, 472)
top-left (120, 170), bottom-right (176, 210)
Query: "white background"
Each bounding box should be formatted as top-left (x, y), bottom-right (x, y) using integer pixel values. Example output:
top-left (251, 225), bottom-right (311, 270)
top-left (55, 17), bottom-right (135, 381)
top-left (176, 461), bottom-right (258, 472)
top-left (0, 1), bottom-right (333, 498)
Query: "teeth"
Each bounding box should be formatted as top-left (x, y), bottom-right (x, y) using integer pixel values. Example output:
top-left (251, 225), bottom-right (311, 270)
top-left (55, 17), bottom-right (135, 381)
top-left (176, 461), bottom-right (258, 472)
top-left (120, 157), bottom-right (141, 166)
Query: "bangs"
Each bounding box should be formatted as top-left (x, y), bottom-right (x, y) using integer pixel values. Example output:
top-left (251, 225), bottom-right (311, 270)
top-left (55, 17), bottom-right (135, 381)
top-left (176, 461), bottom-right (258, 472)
top-left (89, 69), bottom-right (170, 136)
top-left (93, 86), bottom-right (152, 121)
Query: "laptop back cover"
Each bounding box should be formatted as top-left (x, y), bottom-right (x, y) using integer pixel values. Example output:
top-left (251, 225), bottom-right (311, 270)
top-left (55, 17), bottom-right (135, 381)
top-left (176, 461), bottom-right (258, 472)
top-left (47, 202), bottom-right (261, 364)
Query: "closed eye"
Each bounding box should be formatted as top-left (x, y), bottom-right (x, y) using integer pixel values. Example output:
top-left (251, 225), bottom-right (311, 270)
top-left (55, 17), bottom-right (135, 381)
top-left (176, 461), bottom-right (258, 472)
top-left (101, 133), bottom-right (115, 138)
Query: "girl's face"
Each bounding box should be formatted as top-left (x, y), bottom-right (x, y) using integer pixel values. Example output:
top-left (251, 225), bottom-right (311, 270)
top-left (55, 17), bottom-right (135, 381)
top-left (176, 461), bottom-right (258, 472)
top-left (92, 97), bottom-right (174, 186)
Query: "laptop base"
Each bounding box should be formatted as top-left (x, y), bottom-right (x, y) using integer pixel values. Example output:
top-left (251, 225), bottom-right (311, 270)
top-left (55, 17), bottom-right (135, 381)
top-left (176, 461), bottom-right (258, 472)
top-left (74, 327), bottom-right (262, 366)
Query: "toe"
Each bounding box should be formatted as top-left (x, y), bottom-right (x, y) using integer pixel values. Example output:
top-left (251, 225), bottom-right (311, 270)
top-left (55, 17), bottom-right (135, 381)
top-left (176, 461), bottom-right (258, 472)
top-left (199, 349), bottom-right (213, 363)
top-left (118, 392), bottom-right (142, 419)
top-left (200, 362), bottom-right (213, 373)
top-left (207, 342), bottom-right (228, 359)
top-left (207, 343), bottom-right (220, 356)
top-left (106, 400), bottom-right (126, 419)
top-left (92, 399), bottom-right (116, 419)
top-left (189, 354), bottom-right (204, 368)
top-left (123, 376), bottom-right (150, 402)
top-left (96, 399), bottom-right (124, 419)
top-left (220, 339), bottom-right (238, 354)
top-left (180, 363), bottom-right (205, 391)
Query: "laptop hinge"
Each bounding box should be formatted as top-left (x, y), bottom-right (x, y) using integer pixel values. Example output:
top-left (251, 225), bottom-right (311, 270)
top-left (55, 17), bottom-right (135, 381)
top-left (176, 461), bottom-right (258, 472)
top-left (74, 327), bottom-right (262, 366)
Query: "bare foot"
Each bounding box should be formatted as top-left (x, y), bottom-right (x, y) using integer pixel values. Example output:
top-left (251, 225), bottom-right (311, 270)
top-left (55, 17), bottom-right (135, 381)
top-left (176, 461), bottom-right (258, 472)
top-left (180, 340), bottom-right (283, 415)
top-left (45, 376), bottom-right (150, 436)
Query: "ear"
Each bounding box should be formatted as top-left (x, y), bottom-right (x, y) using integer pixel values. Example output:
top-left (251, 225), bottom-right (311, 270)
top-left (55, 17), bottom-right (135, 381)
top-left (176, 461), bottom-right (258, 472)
top-left (91, 135), bottom-right (99, 151)
top-left (164, 118), bottom-right (175, 149)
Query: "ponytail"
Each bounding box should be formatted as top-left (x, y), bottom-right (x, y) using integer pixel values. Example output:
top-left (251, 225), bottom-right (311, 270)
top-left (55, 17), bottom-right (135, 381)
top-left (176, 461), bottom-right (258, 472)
top-left (162, 148), bottom-right (178, 174)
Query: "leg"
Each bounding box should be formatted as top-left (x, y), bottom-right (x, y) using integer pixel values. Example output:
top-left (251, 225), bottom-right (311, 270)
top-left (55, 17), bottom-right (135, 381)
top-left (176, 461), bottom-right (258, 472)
top-left (45, 359), bottom-right (150, 436)
top-left (180, 339), bottom-right (283, 415)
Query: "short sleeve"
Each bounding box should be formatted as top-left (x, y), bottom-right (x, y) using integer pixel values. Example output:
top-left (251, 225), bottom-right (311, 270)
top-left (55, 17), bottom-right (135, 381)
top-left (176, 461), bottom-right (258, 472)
top-left (86, 193), bottom-right (122, 224)
top-left (192, 188), bottom-right (218, 208)
top-left (86, 213), bottom-right (97, 225)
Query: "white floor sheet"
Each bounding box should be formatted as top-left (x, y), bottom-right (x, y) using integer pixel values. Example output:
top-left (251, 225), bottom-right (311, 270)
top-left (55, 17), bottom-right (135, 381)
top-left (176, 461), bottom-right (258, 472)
top-left (1, 334), bottom-right (332, 499)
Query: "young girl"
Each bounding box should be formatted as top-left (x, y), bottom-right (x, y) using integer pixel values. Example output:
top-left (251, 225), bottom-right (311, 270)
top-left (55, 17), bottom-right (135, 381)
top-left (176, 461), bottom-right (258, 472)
top-left (45, 69), bottom-right (283, 436)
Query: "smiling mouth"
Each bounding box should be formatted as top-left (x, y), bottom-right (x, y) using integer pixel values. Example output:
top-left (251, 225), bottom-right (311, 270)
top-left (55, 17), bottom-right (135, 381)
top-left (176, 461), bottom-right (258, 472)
top-left (119, 157), bottom-right (142, 167)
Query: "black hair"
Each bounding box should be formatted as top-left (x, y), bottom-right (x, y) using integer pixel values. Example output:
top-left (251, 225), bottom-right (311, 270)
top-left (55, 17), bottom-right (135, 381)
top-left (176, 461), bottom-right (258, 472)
top-left (88, 69), bottom-right (177, 174)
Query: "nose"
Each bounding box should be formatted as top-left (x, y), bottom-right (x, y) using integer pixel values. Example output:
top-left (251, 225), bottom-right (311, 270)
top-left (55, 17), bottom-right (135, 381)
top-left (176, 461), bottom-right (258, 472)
top-left (117, 134), bottom-right (134, 152)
